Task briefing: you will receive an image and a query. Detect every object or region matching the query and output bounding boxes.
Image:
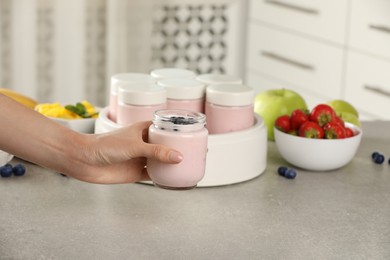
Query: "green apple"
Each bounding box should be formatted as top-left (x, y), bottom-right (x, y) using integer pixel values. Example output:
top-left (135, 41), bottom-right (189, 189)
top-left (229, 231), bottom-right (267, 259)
top-left (338, 112), bottom-right (361, 127)
top-left (254, 88), bottom-right (307, 140)
top-left (327, 99), bottom-right (359, 118)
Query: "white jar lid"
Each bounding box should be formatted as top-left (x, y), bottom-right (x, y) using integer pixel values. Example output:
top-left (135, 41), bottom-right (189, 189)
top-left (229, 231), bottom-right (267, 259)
top-left (157, 78), bottom-right (206, 100)
top-left (111, 73), bottom-right (155, 93)
top-left (118, 83), bottom-right (167, 106)
top-left (206, 84), bottom-right (254, 106)
top-left (150, 68), bottom-right (196, 80)
top-left (196, 74), bottom-right (242, 85)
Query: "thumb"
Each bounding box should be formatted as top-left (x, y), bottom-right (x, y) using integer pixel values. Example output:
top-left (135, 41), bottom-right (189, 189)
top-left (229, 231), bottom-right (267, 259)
top-left (141, 143), bottom-right (183, 164)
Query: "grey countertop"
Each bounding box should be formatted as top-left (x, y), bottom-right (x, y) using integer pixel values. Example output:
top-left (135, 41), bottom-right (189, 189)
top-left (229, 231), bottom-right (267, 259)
top-left (1, 121), bottom-right (390, 260)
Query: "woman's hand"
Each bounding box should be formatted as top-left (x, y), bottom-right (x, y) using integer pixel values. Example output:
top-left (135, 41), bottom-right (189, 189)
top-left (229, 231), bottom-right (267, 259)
top-left (70, 121), bottom-right (183, 184)
top-left (0, 94), bottom-right (182, 184)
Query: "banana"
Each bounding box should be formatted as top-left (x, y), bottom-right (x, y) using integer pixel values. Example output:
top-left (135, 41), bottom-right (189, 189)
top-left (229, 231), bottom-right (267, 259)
top-left (0, 88), bottom-right (38, 109)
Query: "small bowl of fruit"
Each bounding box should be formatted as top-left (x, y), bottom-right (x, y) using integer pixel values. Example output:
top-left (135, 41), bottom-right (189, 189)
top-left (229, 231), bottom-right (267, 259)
top-left (35, 101), bottom-right (99, 134)
top-left (274, 104), bottom-right (363, 171)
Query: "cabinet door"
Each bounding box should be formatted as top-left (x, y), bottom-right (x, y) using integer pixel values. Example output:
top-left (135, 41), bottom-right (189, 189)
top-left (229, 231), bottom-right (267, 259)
top-left (349, 0), bottom-right (390, 59)
top-left (249, 0), bottom-right (349, 45)
top-left (345, 51), bottom-right (390, 120)
top-left (246, 24), bottom-right (344, 99)
top-left (246, 72), bottom-right (325, 110)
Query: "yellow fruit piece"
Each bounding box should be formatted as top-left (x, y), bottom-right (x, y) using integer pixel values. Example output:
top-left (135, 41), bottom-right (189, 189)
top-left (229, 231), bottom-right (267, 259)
top-left (35, 103), bottom-right (60, 113)
top-left (35, 101), bottom-right (98, 119)
top-left (80, 100), bottom-right (98, 117)
top-left (35, 102), bottom-right (81, 119)
top-left (60, 107), bottom-right (82, 119)
top-left (0, 88), bottom-right (38, 109)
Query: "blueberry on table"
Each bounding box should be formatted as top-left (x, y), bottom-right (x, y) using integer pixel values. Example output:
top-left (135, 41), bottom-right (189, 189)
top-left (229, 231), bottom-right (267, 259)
top-left (12, 164), bottom-right (26, 176)
top-left (373, 154), bottom-right (385, 164)
top-left (0, 164), bottom-right (13, 177)
top-left (277, 166), bottom-right (288, 176)
top-left (284, 168), bottom-right (297, 179)
top-left (371, 152), bottom-right (380, 160)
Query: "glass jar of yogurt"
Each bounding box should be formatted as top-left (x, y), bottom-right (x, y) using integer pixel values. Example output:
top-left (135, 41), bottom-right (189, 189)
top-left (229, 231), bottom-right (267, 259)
top-left (196, 73), bottom-right (242, 85)
top-left (116, 83), bottom-right (167, 126)
top-left (150, 68), bottom-right (196, 80)
top-left (147, 110), bottom-right (208, 190)
top-left (205, 84), bottom-right (255, 134)
top-left (109, 73), bottom-right (155, 122)
top-left (157, 78), bottom-right (206, 113)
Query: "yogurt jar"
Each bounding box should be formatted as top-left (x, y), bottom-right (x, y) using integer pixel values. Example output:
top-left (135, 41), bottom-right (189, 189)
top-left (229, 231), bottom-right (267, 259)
top-left (196, 73), bottom-right (242, 85)
top-left (205, 84), bottom-right (255, 134)
top-left (109, 73), bottom-right (155, 122)
top-left (147, 110), bottom-right (208, 190)
top-left (150, 68), bottom-right (196, 80)
top-left (116, 83), bottom-right (167, 126)
top-left (157, 78), bottom-right (206, 113)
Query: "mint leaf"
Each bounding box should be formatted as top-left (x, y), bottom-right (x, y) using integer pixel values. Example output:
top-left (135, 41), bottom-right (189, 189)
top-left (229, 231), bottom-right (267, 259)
top-left (75, 103), bottom-right (86, 116)
top-left (65, 103), bottom-right (98, 118)
top-left (65, 105), bottom-right (81, 115)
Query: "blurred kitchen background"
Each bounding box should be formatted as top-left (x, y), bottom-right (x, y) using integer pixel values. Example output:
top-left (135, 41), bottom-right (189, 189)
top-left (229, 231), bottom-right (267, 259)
top-left (0, 0), bottom-right (389, 120)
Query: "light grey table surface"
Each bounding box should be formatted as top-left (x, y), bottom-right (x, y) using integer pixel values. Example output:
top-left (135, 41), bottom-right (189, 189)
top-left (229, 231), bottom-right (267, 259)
top-left (1, 121), bottom-right (390, 260)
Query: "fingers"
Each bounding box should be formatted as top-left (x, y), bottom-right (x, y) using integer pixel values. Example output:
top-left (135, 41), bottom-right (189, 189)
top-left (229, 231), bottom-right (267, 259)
top-left (142, 143), bottom-right (183, 164)
top-left (132, 120), bottom-right (152, 138)
top-left (79, 158), bottom-right (151, 184)
top-left (130, 121), bottom-right (183, 164)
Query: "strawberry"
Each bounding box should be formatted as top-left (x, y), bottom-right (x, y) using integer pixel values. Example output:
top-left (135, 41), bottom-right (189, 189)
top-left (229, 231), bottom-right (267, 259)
top-left (332, 115), bottom-right (345, 127)
top-left (288, 129), bottom-right (298, 136)
top-left (275, 115), bottom-right (291, 133)
top-left (345, 127), bottom-right (354, 138)
top-left (310, 104), bottom-right (337, 127)
top-left (323, 122), bottom-right (346, 139)
top-left (290, 109), bottom-right (309, 130)
top-left (299, 121), bottom-right (324, 139)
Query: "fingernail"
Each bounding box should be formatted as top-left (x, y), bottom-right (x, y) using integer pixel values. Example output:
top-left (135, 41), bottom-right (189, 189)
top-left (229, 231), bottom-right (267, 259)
top-left (169, 151), bottom-right (183, 163)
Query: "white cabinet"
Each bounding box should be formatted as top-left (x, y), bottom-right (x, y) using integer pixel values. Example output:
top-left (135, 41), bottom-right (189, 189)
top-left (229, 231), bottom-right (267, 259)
top-left (348, 0), bottom-right (390, 59)
top-left (247, 24), bottom-right (344, 98)
top-left (246, 72), bottom-right (324, 110)
top-left (245, 0), bottom-right (390, 120)
top-left (345, 51), bottom-right (390, 119)
top-left (249, 0), bottom-right (349, 45)
top-left (345, 0), bottom-right (390, 119)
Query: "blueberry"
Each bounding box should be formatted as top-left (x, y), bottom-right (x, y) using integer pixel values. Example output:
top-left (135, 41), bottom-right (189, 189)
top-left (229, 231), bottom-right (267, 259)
top-left (372, 152), bottom-right (380, 160)
top-left (169, 116), bottom-right (196, 125)
top-left (277, 166), bottom-right (288, 176)
top-left (0, 164), bottom-right (13, 178)
top-left (374, 154), bottom-right (385, 164)
top-left (12, 164), bottom-right (26, 176)
top-left (285, 168), bottom-right (297, 179)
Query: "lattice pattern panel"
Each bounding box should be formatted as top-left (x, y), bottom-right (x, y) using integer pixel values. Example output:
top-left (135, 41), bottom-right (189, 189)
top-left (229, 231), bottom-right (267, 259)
top-left (152, 5), bottom-right (228, 74)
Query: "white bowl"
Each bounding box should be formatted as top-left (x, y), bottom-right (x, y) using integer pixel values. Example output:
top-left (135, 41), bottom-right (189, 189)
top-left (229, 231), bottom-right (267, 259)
top-left (0, 150), bottom-right (13, 166)
top-left (274, 123), bottom-right (362, 171)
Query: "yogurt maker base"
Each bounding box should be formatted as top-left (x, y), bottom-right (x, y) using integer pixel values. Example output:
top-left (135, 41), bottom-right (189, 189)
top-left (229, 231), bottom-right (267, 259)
top-left (95, 107), bottom-right (267, 187)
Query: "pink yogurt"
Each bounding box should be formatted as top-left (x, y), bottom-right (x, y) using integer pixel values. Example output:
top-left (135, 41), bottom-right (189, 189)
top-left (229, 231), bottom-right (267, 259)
top-left (205, 84), bottom-right (255, 134)
top-left (157, 78), bottom-right (206, 113)
top-left (147, 110), bottom-right (208, 190)
top-left (109, 73), bottom-right (155, 122)
top-left (116, 83), bottom-right (167, 126)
